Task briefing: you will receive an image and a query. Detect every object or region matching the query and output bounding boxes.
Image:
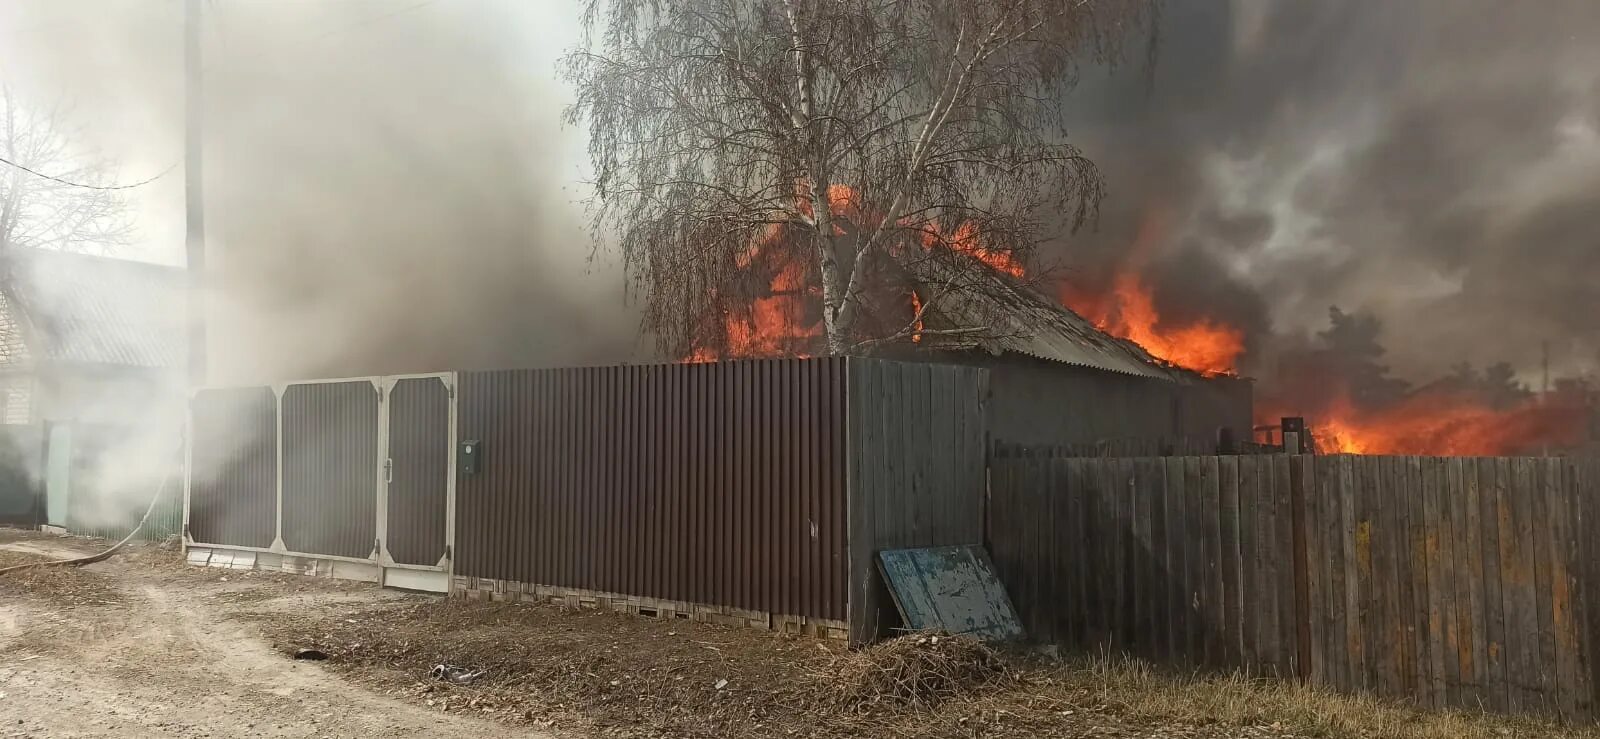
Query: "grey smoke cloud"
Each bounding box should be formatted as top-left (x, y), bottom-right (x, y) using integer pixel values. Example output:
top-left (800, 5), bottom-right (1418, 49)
top-left (1055, 0), bottom-right (1600, 383)
top-left (5, 0), bottom-right (1598, 387)
top-left (1, 0), bottom-right (645, 385)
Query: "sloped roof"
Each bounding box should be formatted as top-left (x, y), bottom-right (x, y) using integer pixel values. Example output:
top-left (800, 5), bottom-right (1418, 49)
top-left (903, 252), bottom-right (1185, 381)
top-left (2, 249), bottom-right (186, 369)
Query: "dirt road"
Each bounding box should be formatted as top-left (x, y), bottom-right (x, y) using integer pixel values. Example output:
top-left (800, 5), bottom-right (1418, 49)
top-left (0, 536), bottom-right (553, 739)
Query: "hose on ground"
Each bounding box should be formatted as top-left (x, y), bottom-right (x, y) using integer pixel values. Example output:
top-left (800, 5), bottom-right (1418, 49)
top-left (0, 467), bottom-right (177, 576)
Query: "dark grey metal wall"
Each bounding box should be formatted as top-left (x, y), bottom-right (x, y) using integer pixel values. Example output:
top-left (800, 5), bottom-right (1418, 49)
top-left (386, 377), bottom-right (450, 566)
top-left (455, 359), bottom-right (850, 623)
top-left (281, 382), bottom-right (379, 559)
top-left (924, 353), bottom-right (1252, 450)
top-left (189, 387), bottom-right (276, 548)
top-left (846, 359), bottom-right (989, 644)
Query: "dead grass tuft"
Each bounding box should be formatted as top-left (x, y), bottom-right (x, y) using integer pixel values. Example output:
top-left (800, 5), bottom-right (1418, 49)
top-left (824, 632), bottom-right (1012, 713)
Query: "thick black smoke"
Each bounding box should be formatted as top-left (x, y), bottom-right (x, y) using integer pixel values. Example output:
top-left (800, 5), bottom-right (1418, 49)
top-left (1053, 0), bottom-right (1600, 385)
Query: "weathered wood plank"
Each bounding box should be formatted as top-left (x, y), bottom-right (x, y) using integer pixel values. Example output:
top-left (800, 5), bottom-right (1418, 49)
top-left (1276, 454), bottom-right (1299, 679)
top-left (1317, 455), bottom-right (1348, 689)
top-left (1202, 456), bottom-right (1225, 668)
top-left (1219, 455), bottom-right (1244, 670)
top-left (1505, 457), bottom-right (1537, 712)
top-left (1356, 455), bottom-right (1380, 694)
top-left (1481, 457), bottom-right (1511, 712)
top-left (1190, 457), bottom-right (1209, 665)
top-left (1379, 456), bottom-right (1406, 698)
top-left (1338, 455), bottom-right (1365, 693)
top-left (1115, 458), bottom-right (1135, 653)
top-left (1069, 458), bottom-right (1092, 649)
top-left (1085, 458), bottom-right (1112, 650)
top-left (1547, 460), bottom-right (1579, 719)
top-left (1146, 457), bottom-right (1172, 663)
top-left (1458, 457), bottom-right (1488, 710)
top-left (1166, 456), bottom-right (1194, 665)
top-left (1433, 457), bottom-right (1459, 710)
top-left (1532, 458), bottom-right (1559, 714)
top-left (1290, 455), bottom-right (1314, 681)
top-left (1443, 457), bottom-right (1468, 708)
top-left (1406, 457), bottom-right (1431, 704)
top-left (1237, 454), bottom-right (1262, 672)
top-left (1305, 457), bottom-right (1331, 687)
top-left (1139, 457), bottom-right (1164, 662)
top-left (1252, 456), bottom-right (1283, 674)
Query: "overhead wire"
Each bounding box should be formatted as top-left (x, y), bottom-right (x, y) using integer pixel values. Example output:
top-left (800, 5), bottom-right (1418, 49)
top-left (0, 155), bottom-right (177, 191)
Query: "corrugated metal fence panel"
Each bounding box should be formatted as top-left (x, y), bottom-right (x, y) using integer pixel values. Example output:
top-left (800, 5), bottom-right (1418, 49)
top-left (455, 359), bottom-right (849, 623)
top-left (386, 377), bottom-right (450, 566)
top-left (0, 423), bottom-right (42, 526)
top-left (189, 387), bottom-right (276, 547)
top-left (846, 359), bottom-right (989, 645)
top-left (281, 381), bottom-right (379, 559)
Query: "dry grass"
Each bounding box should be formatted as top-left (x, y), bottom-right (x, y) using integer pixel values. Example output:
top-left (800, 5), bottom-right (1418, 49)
top-left (0, 549), bottom-right (123, 606)
top-left (1051, 652), bottom-right (1596, 739)
top-left (822, 632), bottom-right (1013, 713)
top-left (238, 592), bottom-right (1600, 738)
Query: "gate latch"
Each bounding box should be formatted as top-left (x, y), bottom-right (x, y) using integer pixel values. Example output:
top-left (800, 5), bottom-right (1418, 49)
top-left (383, 458), bottom-right (393, 484)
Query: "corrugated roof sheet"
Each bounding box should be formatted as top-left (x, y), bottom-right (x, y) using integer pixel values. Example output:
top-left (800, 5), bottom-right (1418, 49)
top-left (4, 249), bottom-right (185, 369)
top-left (903, 252), bottom-right (1184, 381)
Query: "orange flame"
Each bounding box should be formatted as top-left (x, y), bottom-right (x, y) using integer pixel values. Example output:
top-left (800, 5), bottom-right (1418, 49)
top-left (1064, 268), bottom-right (1245, 377)
top-left (1059, 211), bottom-right (1244, 377)
top-left (1261, 388), bottom-right (1590, 457)
top-left (684, 181), bottom-right (1030, 361)
top-left (919, 221), bottom-right (1026, 278)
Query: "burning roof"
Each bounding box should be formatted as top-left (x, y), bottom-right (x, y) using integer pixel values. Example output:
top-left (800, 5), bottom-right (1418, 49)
top-left (901, 253), bottom-right (1191, 382)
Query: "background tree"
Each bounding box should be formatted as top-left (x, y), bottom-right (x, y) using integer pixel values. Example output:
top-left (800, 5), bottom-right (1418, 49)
top-left (0, 88), bottom-right (133, 261)
top-left (1318, 306), bottom-right (1411, 411)
top-left (563, 0), bottom-right (1159, 356)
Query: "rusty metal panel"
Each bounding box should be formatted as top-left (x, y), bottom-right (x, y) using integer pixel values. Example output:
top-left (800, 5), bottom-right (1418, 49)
top-left (386, 377), bottom-right (450, 566)
top-left (281, 381), bottom-right (378, 559)
top-left (188, 386), bottom-right (276, 548)
top-left (455, 358), bottom-right (849, 623)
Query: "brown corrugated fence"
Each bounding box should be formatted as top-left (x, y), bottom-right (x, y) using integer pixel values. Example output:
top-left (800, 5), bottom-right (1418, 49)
top-left (188, 386), bottom-right (277, 548)
top-left (454, 360), bottom-right (850, 623)
top-left (280, 381), bottom-right (379, 559)
top-left (385, 377), bottom-right (451, 566)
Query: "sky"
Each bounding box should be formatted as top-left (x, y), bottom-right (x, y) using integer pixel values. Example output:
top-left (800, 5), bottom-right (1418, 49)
top-left (1, 0), bottom-right (1597, 386)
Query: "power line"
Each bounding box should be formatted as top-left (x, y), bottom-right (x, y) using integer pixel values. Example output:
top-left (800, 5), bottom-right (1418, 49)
top-left (0, 155), bottom-right (177, 190)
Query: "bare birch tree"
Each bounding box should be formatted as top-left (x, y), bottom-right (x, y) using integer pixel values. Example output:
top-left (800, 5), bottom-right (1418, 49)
top-left (0, 89), bottom-right (133, 262)
top-left (564, 0), bottom-right (1158, 356)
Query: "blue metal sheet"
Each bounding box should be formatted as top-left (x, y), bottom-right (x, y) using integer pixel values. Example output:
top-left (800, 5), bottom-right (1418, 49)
top-left (876, 545), bottom-right (1024, 642)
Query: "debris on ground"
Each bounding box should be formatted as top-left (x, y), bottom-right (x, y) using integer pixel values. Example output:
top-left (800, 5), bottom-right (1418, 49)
top-left (294, 648), bottom-right (330, 661)
top-left (822, 632), bottom-right (1012, 713)
top-left (429, 664), bottom-right (485, 684)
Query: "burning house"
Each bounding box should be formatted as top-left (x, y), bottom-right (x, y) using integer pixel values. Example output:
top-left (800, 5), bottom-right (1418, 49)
top-left (680, 220), bottom-right (1253, 452)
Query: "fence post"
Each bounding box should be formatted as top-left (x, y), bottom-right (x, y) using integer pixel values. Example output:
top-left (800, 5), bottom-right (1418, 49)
top-left (1291, 454), bottom-right (1315, 681)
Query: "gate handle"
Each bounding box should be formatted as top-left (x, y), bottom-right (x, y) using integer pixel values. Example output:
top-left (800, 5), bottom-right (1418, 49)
top-left (384, 458), bottom-right (393, 484)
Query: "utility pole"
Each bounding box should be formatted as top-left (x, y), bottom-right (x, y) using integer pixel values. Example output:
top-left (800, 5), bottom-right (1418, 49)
top-left (185, 0), bottom-right (207, 387)
top-left (1542, 340), bottom-right (1551, 398)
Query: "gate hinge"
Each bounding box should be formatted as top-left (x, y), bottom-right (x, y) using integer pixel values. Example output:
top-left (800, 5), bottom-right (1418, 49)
top-left (446, 383), bottom-right (455, 399)
top-left (445, 544), bottom-right (453, 560)
top-left (373, 538), bottom-right (381, 556)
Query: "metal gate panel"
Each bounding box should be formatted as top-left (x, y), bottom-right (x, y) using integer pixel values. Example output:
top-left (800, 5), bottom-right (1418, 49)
top-left (280, 381), bottom-right (379, 559)
top-left (383, 376), bottom-right (451, 567)
top-left (187, 387), bottom-right (276, 548)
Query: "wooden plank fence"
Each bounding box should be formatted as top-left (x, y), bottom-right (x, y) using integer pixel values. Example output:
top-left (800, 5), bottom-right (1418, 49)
top-left (987, 450), bottom-right (1600, 719)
